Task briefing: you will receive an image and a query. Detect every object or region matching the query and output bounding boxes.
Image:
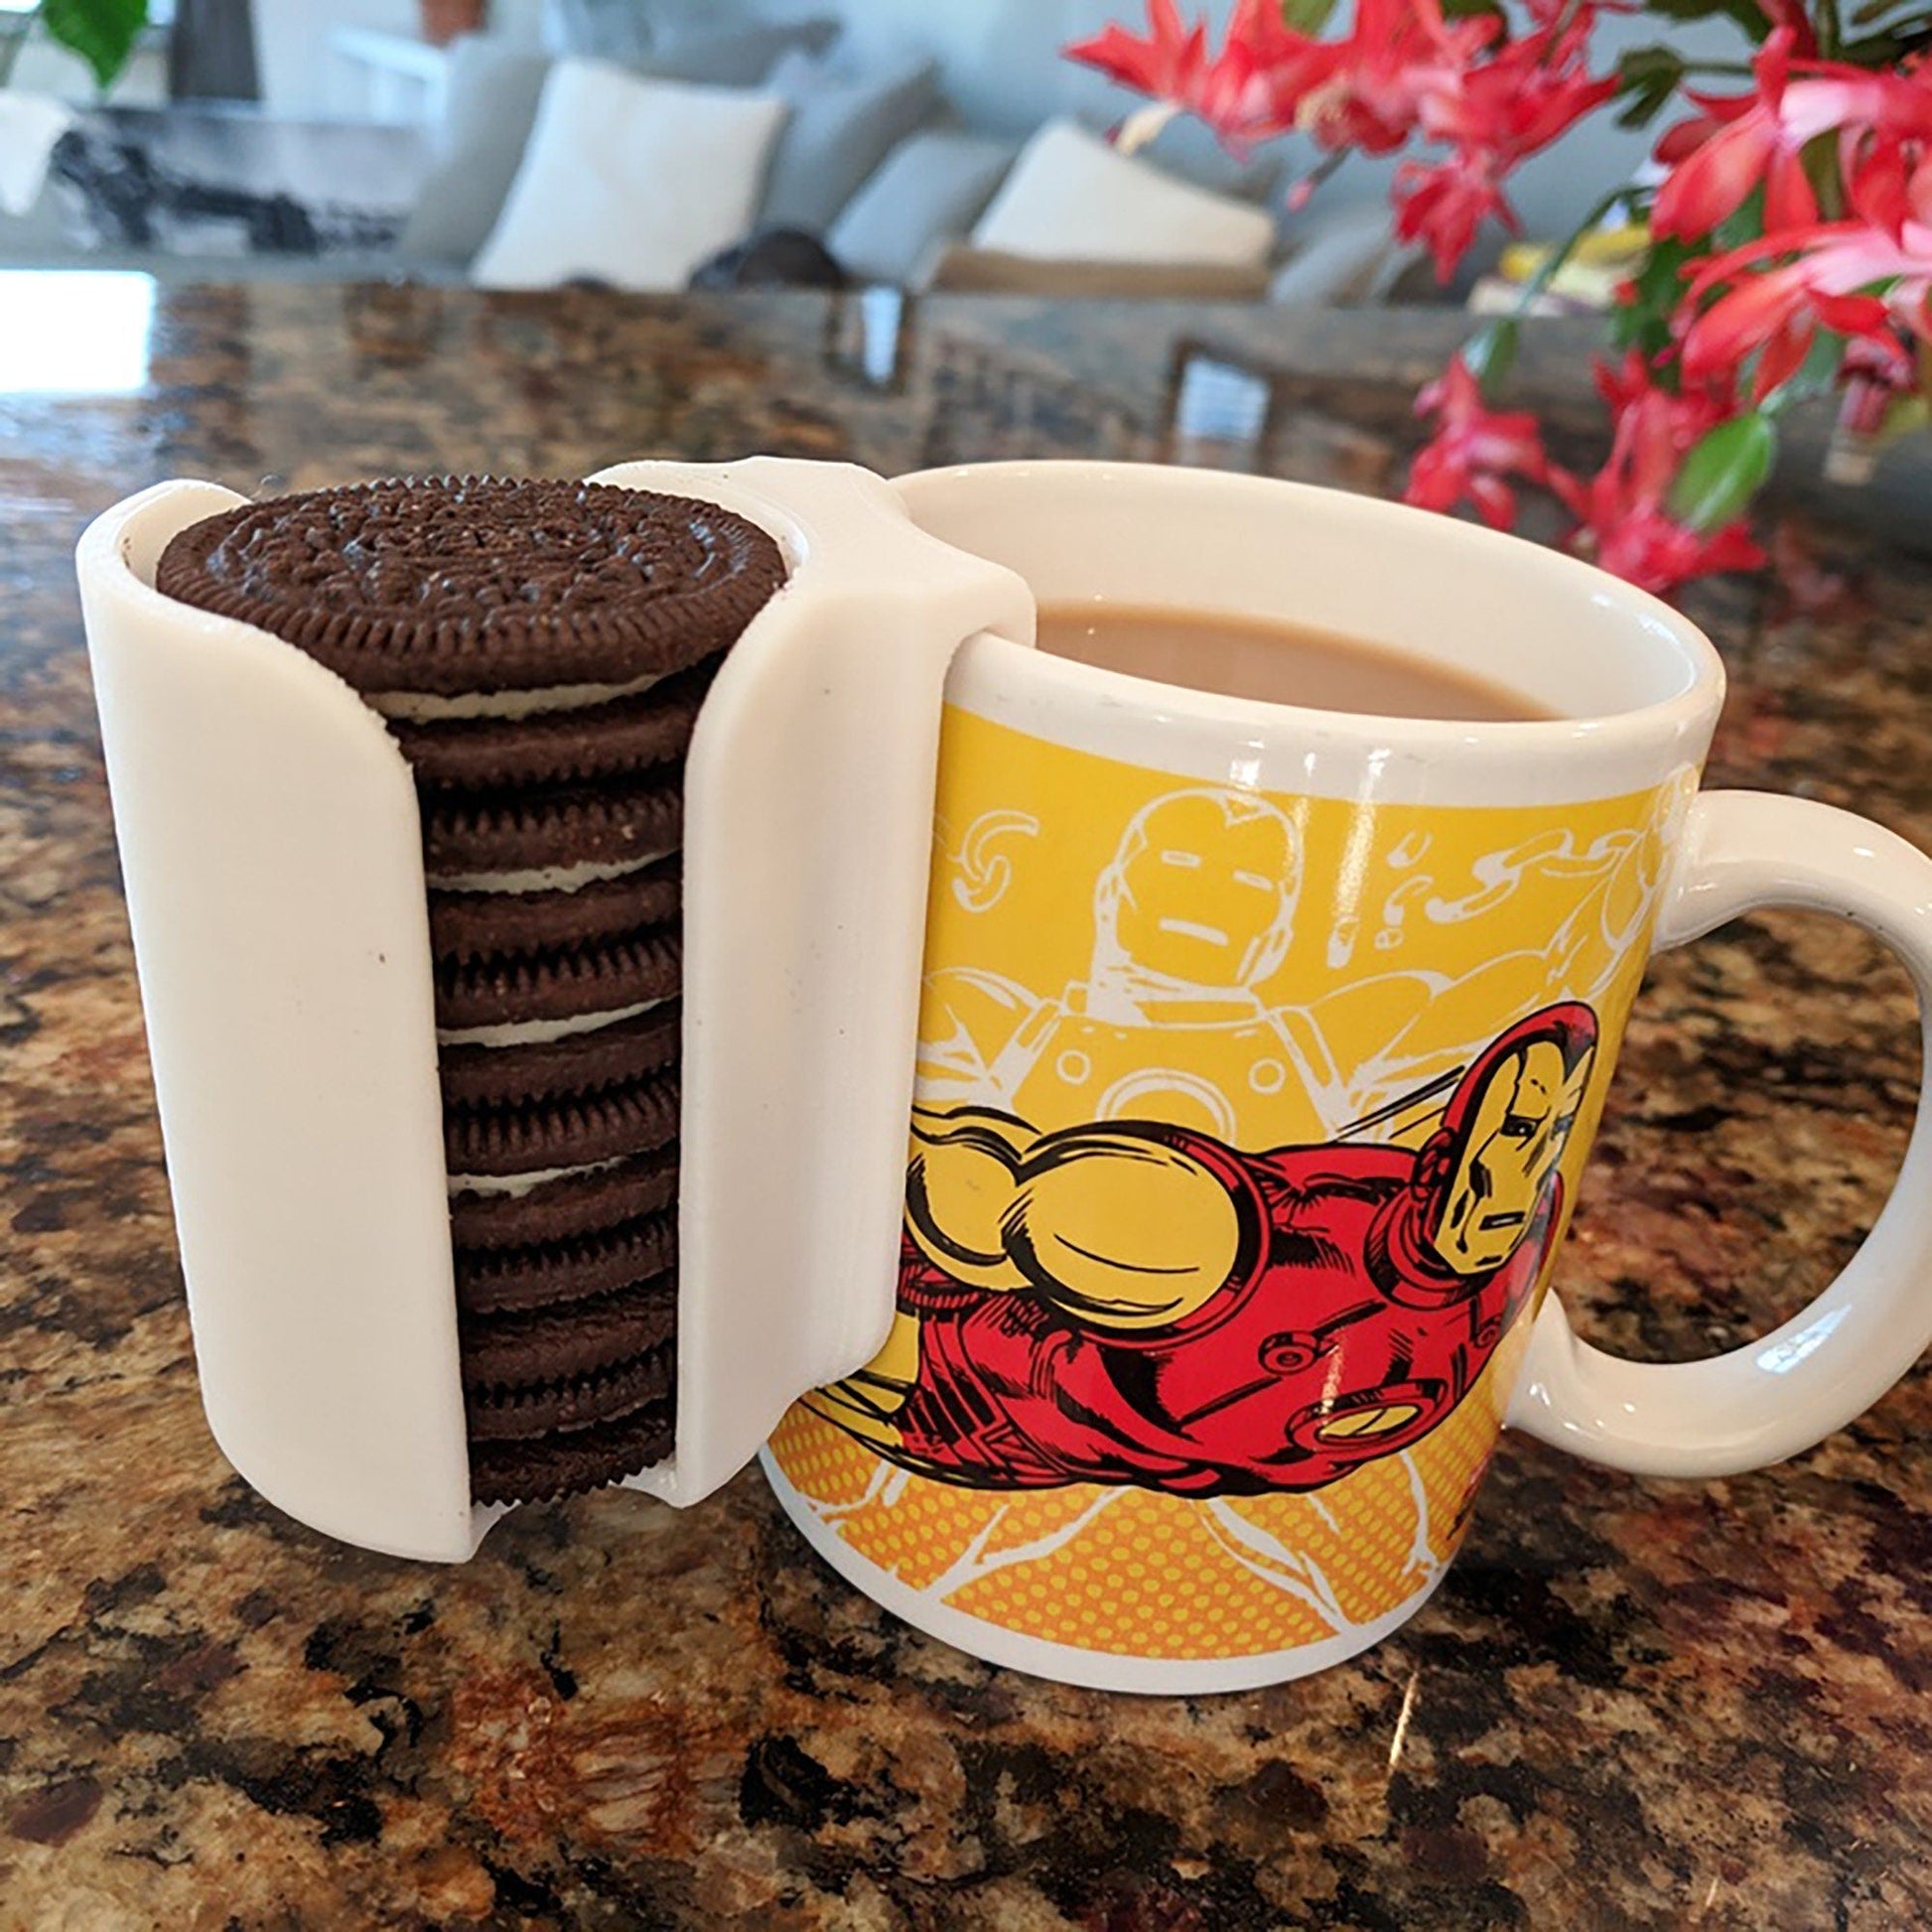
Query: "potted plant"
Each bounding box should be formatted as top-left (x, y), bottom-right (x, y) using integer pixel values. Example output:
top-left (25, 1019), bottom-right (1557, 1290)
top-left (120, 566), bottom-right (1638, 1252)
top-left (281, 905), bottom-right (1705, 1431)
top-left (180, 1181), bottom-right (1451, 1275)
top-left (1071, 0), bottom-right (1932, 596)
top-left (2, 0), bottom-right (150, 89)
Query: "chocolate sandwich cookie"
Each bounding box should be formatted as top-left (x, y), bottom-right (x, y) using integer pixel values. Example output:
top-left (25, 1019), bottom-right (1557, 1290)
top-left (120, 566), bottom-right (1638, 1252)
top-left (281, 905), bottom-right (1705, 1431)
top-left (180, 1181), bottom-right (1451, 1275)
top-left (393, 657), bottom-right (720, 790)
top-left (435, 920), bottom-right (681, 1034)
top-left (467, 1326), bottom-right (675, 1500)
top-left (463, 1272), bottom-right (676, 1399)
top-left (456, 1203), bottom-right (677, 1318)
top-left (429, 856), bottom-right (682, 964)
top-left (447, 1076), bottom-right (683, 1180)
top-left (467, 1347), bottom-right (674, 1451)
top-left (442, 1008), bottom-right (681, 1177)
top-left (156, 476), bottom-right (788, 1508)
top-left (449, 1144), bottom-right (680, 1253)
top-left (444, 1016), bottom-right (682, 1498)
top-left (469, 1397), bottom-right (676, 1508)
top-left (440, 1002), bottom-right (681, 1111)
top-left (431, 854), bottom-right (683, 1035)
top-left (154, 478), bottom-right (786, 696)
top-left (452, 1143), bottom-right (677, 1318)
top-left (421, 771), bottom-right (684, 883)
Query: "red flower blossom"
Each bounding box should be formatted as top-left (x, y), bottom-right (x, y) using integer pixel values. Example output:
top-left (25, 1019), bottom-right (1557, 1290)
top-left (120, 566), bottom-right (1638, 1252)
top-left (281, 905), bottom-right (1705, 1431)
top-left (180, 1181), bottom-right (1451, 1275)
top-left (1843, 125), bottom-right (1932, 240)
top-left (1549, 357), bottom-right (1765, 595)
top-left (1290, 0), bottom-right (1499, 155)
top-left (1837, 329), bottom-right (1918, 437)
top-left (1071, 0), bottom-right (1611, 275)
top-left (1751, 0), bottom-right (1819, 60)
top-left (1394, 10), bottom-right (1616, 276)
top-left (1654, 30), bottom-right (1932, 240)
top-left (1574, 508), bottom-right (1767, 594)
top-left (1416, 2), bottom-right (1617, 159)
top-left (1066, 0), bottom-right (1324, 152)
top-left (1394, 157), bottom-right (1515, 275)
top-left (1679, 211), bottom-right (1932, 402)
top-left (1075, 0), bottom-right (1922, 601)
top-left (1405, 354), bottom-right (1553, 529)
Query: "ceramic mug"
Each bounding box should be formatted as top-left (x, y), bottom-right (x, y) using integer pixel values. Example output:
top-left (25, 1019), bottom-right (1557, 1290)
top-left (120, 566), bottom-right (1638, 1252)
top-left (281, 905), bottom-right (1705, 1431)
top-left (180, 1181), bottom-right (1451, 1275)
top-left (761, 460), bottom-right (1932, 1694)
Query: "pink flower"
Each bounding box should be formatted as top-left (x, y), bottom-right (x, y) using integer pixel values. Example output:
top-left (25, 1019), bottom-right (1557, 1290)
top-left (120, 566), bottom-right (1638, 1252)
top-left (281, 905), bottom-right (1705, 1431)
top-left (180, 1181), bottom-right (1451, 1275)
top-left (1071, 0), bottom-right (1611, 276)
top-left (1066, 0), bottom-right (1325, 152)
top-left (1549, 357), bottom-right (1765, 596)
top-left (1405, 355), bottom-right (1553, 529)
top-left (1577, 510), bottom-right (1766, 597)
top-left (1291, 0), bottom-right (1499, 155)
top-left (1416, 3), bottom-right (1616, 159)
top-left (1408, 352), bottom-right (1762, 595)
top-left (1751, 0), bottom-right (1819, 60)
top-left (1837, 329), bottom-right (1918, 437)
top-left (1394, 14), bottom-right (1615, 277)
top-left (1654, 31), bottom-right (1932, 240)
top-left (1680, 214), bottom-right (1932, 402)
top-left (1843, 128), bottom-right (1932, 239)
top-left (1395, 158), bottom-right (1514, 276)
top-left (1364, 0), bottom-right (1613, 274)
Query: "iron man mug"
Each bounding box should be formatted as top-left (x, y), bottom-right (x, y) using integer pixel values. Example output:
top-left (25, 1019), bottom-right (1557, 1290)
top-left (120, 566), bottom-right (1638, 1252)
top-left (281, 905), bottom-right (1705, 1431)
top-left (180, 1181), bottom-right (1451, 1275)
top-left (762, 460), bottom-right (1932, 1693)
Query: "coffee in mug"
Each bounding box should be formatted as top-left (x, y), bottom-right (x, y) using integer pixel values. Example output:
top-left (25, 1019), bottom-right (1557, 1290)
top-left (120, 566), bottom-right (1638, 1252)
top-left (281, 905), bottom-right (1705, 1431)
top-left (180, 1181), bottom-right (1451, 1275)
top-left (1035, 604), bottom-right (1555, 721)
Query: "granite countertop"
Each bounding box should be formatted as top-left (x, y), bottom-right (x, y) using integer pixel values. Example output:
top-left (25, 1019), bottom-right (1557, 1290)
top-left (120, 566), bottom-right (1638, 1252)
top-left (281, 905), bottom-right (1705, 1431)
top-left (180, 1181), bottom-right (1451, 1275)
top-left (4, 284), bottom-right (1932, 1930)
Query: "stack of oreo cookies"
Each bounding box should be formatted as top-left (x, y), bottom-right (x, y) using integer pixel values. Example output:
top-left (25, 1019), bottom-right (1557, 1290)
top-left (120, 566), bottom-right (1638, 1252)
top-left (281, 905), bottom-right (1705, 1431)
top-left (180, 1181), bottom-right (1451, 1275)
top-left (155, 477), bottom-right (787, 1504)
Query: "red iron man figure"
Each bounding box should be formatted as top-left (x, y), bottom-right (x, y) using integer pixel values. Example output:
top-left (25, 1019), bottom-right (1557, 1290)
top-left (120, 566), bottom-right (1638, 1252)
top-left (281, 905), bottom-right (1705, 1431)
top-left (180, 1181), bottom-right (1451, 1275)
top-left (809, 1004), bottom-right (1599, 1497)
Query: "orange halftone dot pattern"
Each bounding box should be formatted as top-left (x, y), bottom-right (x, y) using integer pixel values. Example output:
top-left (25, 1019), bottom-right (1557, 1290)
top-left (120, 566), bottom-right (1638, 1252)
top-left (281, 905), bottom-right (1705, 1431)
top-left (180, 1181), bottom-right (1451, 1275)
top-left (768, 1331), bottom-right (1529, 1662)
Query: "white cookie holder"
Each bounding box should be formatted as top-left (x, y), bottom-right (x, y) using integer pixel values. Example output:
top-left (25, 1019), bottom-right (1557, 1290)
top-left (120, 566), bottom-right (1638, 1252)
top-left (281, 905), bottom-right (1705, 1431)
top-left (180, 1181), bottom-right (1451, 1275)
top-left (78, 459), bottom-right (1035, 1561)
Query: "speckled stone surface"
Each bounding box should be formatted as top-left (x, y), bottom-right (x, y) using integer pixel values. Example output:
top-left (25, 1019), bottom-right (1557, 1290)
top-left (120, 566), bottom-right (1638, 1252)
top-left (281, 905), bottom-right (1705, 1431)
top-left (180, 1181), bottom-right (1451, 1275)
top-left (4, 285), bottom-right (1932, 1930)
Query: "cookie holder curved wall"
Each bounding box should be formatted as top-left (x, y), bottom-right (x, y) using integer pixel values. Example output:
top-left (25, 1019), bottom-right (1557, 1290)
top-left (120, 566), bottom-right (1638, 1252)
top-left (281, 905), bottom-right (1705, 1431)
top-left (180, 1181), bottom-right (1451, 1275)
top-left (77, 459), bottom-right (1035, 1562)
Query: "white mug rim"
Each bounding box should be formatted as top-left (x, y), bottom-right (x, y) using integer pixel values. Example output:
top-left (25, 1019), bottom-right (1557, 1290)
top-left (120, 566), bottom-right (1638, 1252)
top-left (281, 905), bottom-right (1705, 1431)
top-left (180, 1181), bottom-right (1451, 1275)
top-left (893, 460), bottom-right (1726, 766)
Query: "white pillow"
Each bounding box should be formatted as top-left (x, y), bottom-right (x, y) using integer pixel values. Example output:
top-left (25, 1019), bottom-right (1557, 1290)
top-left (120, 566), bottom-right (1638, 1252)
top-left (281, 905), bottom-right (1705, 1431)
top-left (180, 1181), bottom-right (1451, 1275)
top-left (472, 60), bottom-right (788, 291)
top-left (972, 119), bottom-right (1276, 270)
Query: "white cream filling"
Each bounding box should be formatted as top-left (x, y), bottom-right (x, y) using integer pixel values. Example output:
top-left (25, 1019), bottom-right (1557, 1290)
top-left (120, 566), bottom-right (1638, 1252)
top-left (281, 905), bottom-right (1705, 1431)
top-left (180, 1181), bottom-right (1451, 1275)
top-left (369, 668), bottom-right (670, 722)
top-left (429, 850), bottom-right (677, 896)
top-left (448, 1155), bottom-right (627, 1198)
top-left (438, 997), bottom-right (671, 1049)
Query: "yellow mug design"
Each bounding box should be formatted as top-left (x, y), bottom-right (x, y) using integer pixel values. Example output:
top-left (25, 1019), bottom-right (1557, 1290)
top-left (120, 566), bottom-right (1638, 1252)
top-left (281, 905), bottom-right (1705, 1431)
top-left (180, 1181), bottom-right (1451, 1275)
top-left (769, 710), bottom-right (1680, 1684)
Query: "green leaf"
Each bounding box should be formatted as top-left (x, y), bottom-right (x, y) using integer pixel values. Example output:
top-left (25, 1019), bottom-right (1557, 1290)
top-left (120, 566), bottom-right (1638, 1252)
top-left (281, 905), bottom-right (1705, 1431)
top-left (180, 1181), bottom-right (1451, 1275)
top-left (1668, 414), bottom-right (1778, 531)
top-left (1278, 0), bottom-right (1339, 31)
top-left (37, 0), bottom-right (148, 92)
top-left (1614, 44), bottom-right (1688, 131)
top-left (1439, 0), bottom-right (1508, 16)
top-left (1839, 19), bottom-right (1932, 63)
top-left (1610, 234), bottom-right (1698, 361)
top-left (1461, 318), bottom-right (1520, 400)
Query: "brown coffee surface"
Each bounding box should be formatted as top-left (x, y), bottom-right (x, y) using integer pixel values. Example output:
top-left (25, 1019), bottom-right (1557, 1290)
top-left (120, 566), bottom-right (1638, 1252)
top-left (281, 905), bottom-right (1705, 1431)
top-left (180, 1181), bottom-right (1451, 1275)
top-left (1035, 605), bottom-right (1553, 722)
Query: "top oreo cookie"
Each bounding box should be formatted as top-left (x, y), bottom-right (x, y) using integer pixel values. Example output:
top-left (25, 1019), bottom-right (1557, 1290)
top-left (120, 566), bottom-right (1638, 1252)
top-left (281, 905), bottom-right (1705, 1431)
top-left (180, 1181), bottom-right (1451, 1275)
top-left (154, 477), bottom-right (788, 697)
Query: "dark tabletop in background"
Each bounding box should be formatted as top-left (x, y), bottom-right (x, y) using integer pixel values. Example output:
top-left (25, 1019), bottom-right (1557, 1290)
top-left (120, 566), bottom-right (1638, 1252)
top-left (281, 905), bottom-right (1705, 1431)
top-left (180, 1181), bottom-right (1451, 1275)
top-left (3, 283), bottom-right (1931, 1931)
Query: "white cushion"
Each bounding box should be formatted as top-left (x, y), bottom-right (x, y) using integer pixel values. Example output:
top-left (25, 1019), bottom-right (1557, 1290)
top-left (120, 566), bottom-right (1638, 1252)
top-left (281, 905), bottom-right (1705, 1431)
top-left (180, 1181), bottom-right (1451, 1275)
top-left (472, 60), bottom-right (788, 292)
top-left (971, 118), bottom-right (1275, 270)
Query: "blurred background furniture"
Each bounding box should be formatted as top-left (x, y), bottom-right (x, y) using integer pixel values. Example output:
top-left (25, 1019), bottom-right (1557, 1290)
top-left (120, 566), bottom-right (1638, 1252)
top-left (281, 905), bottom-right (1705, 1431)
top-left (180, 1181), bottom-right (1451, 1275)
top-left (0, 0), bottom-right (1745, 303)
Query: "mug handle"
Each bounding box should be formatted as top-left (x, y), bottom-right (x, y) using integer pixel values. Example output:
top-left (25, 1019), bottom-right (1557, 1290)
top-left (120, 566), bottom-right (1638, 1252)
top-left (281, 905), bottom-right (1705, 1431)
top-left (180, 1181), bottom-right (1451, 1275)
top-left (1508, 789), bottom-right (1932, 1475)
